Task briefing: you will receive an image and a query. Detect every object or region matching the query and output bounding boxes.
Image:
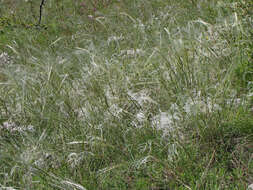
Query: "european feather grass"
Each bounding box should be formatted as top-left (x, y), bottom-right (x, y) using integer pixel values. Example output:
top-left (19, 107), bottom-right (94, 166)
top-left (0, 0), bottom-right (252, 189)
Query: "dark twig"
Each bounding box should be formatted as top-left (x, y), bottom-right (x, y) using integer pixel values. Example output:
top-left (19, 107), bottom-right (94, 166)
top-left (37, 0), bottom-right (46, 26)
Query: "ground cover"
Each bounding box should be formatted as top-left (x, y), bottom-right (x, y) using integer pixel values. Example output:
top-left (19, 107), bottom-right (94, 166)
top-left (0, 0), bottom-right (252, 189)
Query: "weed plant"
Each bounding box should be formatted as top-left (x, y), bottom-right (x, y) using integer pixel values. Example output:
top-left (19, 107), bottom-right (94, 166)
top-left (0, 0), bottom-right (252, 189)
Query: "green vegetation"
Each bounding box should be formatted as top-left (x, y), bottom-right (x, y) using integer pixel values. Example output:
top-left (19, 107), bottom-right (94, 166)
top-left (0, 0), bottom-right (252, 189)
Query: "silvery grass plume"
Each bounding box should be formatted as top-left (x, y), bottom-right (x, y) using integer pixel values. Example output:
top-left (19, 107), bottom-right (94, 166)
top-left (248, 184), bottom-right (253, 190)
top-left (119, 48), bottom-right (145, 58)
top-left (0, 184), bottom-right (17, 190)
top-left (0, 52), bottom-right (13, 66)
top-left (0, 121), bottom-right (35, 133)
top-left (67, 151), bottom-right (94, 169)
top-left (183, 91), bottom-right (221, 115)
top-left (32, 171), bottom-right (88, 190)
top-left (61, 180), bottom-right (87, 190)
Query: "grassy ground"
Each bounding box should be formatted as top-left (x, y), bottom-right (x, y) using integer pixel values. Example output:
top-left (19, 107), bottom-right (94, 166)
top-left (0, 0), bottom-right (252, 189)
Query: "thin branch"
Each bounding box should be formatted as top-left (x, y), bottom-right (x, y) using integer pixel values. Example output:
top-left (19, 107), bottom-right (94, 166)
top-left (37, 0), bottom-right (46, 26)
